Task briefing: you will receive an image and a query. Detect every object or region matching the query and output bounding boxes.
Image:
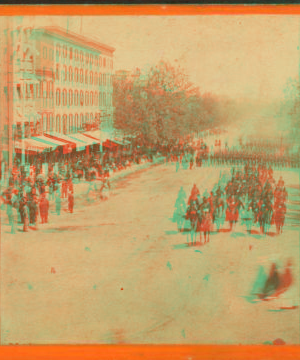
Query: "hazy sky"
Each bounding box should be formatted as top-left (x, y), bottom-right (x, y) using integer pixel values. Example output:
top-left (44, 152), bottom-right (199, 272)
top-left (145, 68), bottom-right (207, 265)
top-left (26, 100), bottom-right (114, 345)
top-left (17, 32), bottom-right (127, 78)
top-left (17, 15), bottom-right (300, 100)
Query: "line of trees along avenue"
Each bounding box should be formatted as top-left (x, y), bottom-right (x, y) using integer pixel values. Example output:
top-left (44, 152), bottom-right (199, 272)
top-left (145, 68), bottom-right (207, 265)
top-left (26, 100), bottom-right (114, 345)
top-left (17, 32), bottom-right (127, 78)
top-left (113, 60), bottom-right (240, 143)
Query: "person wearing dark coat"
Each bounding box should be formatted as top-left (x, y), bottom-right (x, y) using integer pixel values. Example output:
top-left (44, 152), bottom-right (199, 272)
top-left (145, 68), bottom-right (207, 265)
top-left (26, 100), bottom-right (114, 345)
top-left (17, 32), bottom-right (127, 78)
top-left (29, 196), bottom-right (38, 226)
top-left (19, 196), bottom-right (26, 224)
top-left (23, 199), bottom-right (29, 232)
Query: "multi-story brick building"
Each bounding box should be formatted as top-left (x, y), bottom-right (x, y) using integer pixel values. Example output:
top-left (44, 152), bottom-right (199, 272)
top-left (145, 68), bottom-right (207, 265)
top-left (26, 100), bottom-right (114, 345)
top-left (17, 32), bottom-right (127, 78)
top-left (4, 26), bottom-right (115, 166)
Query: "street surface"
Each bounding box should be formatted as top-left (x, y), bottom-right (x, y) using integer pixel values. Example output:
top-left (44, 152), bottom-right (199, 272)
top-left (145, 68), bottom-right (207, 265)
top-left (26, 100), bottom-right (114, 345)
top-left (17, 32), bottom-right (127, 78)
top-left (1, 162), bottom-right (300, 344)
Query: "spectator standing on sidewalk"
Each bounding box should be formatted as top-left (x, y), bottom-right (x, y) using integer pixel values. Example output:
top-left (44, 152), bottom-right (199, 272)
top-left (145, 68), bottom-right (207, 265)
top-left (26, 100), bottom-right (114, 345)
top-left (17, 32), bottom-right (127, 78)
top-left (39, 193), bottom-right (49, 224)
top-left (55, 193), bottom-right (61, 216)
top-left (23, 199), bottom-right (29, 232)
top-left (62, 178), bottom-right (68, 199)
top-left (68, 178), bottom-right (74, 193)
top-left (49, 180), bottom-right (55, 201)
top-left (11, 204), bottom-right (18, 234)
top-left (189, 155), bottom-right (194, 170)
top-left (55, 178), bottom-right (61, 198)
top-left (68, 190), bottom-right (74, 213)
top-left (19, 195), bottom-right (25, 225)
top-left (29, 196), bottom-right (38, 228)
top-left (6, 200), bottom-right (14, 233)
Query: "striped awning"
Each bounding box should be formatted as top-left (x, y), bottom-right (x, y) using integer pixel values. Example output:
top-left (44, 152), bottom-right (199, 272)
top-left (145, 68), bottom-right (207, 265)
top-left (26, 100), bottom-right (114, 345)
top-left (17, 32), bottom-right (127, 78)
top-left (68, 133), bottom-right (98, 147)
top-left (31, 135), bottom-right (66, 149)
top-left (102, 139), bottom-right (118, 149)
top-left (82, 131), bottom-right (102, 142)
top-left (44, 132), bottom-right (80, 154)
top-left (15, 138), bottom-right (51, 153)
top-left (110, 139), bottom-right (125, 146)
top-left (44, 132), bottom-right (76, 146)
top-left (114, 138), bottom-right (131, 146)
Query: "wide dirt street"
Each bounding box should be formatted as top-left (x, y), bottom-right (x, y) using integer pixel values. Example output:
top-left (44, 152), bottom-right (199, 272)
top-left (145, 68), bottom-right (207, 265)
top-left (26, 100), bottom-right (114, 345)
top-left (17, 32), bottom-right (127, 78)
top-left (1, 162), bottom-right (299, 344)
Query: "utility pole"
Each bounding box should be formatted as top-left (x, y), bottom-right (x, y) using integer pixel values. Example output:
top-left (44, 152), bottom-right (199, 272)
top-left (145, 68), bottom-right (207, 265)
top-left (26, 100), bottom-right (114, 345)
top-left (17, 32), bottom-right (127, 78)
top-left (7, 19), bottom-right (14, 172)
top-left (0, 19), bottom-right (6, 186)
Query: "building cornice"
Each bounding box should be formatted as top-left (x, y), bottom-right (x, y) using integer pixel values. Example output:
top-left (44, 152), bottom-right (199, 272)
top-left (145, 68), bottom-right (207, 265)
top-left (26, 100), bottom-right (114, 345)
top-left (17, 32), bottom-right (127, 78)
top-left (32, 27), bottom-right (115, 56)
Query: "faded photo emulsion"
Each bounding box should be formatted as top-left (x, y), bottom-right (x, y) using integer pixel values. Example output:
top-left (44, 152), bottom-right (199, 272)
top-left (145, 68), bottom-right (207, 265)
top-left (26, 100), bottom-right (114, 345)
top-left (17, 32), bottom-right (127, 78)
top-left (0, 15), bottom-right (299, 345)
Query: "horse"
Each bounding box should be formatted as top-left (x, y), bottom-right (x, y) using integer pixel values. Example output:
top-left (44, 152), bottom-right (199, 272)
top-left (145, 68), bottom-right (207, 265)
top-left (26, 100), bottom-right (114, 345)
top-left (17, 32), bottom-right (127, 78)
top-left (186, 201), bottom-right (199, 246)
top-left (174, 202), bottom-right (186, 232)
top-left (273, 204), bottom-right (286, 235)
top-left (213, 197), bottom-right (225, 231)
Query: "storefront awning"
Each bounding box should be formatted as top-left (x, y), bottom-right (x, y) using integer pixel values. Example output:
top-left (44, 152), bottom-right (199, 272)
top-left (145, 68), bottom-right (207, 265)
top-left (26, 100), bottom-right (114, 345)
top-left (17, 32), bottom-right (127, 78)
top-left (69, 133), bottom-right (99, 147)
top-left (114, 138), bottom-right (131, 146)
top-left (102, 140), bottom-right (117, 149)
top-left (103, 139), bottom-right (128, 148)
top-left (101, 130), bottom-right (115, 142)
top-left (15, 138), bottom-right (51, 153)
top-left (111, 139), bottom-right (125, 146)
top-left (44, 132), bottom-right (76, 145)
top-left (82, 131), bottom-right (102, 142)
top-left (31, 135), bottom-right (66, 149)
top-left (44, 132), bottom-right (80, 154)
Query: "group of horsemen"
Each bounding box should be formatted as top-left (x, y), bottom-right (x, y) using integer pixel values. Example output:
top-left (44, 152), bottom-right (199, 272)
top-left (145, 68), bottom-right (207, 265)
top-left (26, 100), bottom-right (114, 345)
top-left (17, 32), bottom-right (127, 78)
top-left (174, 162), bottom-right (288, 245)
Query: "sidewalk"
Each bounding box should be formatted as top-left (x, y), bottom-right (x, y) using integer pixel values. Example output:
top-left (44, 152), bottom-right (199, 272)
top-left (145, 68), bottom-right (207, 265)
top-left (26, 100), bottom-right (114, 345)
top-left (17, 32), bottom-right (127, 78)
top-left (0, 156), bottom-right (166, 235)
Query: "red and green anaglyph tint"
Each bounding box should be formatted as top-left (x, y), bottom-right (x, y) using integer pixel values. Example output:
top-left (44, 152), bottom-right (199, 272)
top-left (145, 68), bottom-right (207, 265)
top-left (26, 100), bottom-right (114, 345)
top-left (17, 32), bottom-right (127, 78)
top-left (0, 11), bottom-right (300, 353)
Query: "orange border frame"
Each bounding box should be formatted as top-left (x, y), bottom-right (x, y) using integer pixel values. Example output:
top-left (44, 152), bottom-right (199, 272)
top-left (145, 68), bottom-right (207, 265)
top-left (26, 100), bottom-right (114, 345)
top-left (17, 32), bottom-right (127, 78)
top-left (1, 4), bottom-right (300, 15)
top-left (1, 4), bottom-right (300, 360)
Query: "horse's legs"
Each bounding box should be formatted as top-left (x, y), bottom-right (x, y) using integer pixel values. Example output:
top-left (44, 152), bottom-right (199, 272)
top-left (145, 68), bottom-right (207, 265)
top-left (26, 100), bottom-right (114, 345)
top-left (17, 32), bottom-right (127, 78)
top-left (194, 222), bottom-right (198, 245)
top-left (177, 220), bottom-right (180, 232)
top-left (180, 219), bottom-right (184, 231)
top-left (190, 227), bottom-right (194, 245)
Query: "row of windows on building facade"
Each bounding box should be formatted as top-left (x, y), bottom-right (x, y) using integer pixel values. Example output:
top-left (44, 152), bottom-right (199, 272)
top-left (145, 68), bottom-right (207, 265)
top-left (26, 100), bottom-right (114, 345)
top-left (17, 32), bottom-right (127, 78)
top-left (16, 56), bottom-right (112, 89)
top-left (55, 88), bottom-right (113, 108)
top-left (16, 112), bottom-right (109, 139)
top-left (55, 65), bottom-right (113, 87)
top-left (42, 43), bottom-right (113, 70)
top-left (24, 64), bottom-right (112, 88)
top-left (16, 83), bottom-right (113, 107)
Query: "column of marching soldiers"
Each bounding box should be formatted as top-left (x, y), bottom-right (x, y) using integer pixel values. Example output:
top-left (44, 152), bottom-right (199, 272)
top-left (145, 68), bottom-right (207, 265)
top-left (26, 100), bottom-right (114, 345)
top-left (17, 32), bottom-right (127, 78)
top-left (1, 138), bottom-right (293, 236)
top-left (173, 161), bottom-right (288, 246)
